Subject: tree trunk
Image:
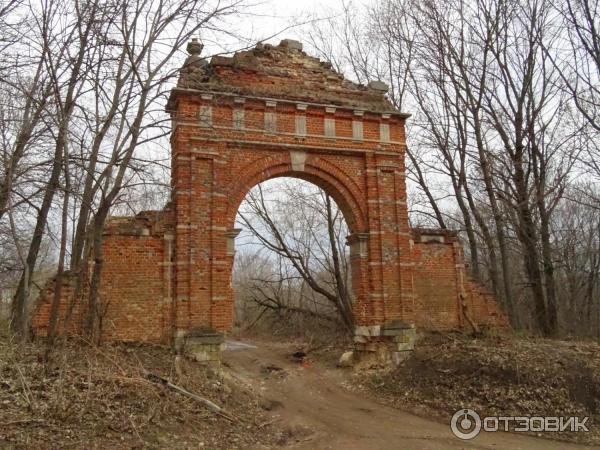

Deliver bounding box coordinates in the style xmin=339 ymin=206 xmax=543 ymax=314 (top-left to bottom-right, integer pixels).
xmin=11 ymin=122 xmax=67 ymax=340
xmin=47 ymin=154 xmax=70 ymax=346
xmin=326 ymin=194 xmax=353 ymax=331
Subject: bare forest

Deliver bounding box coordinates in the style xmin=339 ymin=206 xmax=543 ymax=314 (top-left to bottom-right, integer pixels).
xmin=0 ymin=0 xmax=249 ymax=342
xmin=1 ymin=0 xmax=599 ymax=342
xmin=239 ymin=0 xmax=600 ymax=339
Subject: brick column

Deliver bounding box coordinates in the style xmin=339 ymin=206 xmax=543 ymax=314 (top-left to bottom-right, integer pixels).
xmin=172 ymin=141 xmax=194 ymax=344
xmin=364 ymin=152 xmax=385 ymax=323
xmin=210 ymin=228 xmax=241 ymax=331
xmin=347 ymin=232 xmax=369 ymax=325
xmin=393 ymin=161 xmax=416 ymax=323
xmin=172 ymin=129 xmax=226 ymax=362
xmin=161 ymin=232 xmax=174 ymax=342
xmin=354 ymin=133 xmax=416 ymax=367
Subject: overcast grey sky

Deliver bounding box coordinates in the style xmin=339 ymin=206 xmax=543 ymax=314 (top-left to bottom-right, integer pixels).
xmin=199 ymin=0 xmax=372 ymax=57
xmin=234 ymin=0 xmax=341 ymax=43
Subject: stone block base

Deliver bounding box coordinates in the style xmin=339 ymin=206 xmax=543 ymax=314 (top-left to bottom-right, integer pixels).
xmin=175 ymin=328 xmax=225 ymax=365
xmin=352 ymin=321 xmax=417 ymax=369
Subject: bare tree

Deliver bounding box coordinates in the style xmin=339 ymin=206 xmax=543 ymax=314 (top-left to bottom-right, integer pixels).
xmin=306 ymin=0 xmax=592 ymax=336
xmin=552 ymin=184 xmax=600 ymax=336
xmin=236 ymin=179 xmax=353 ymax=332
xmin=1 ymin=0 xmax=249 ymax=342
xmin=10 ymin=0 xmax=97 ymax=340
xmin=81 ymin=0 xmax=247 ymax=342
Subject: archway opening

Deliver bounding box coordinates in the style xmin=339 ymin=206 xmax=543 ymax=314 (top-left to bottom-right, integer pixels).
xmin=231 ymin=177 xmax=357 ymax=346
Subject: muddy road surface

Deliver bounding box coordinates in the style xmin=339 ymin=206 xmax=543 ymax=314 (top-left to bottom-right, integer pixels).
xmin=222 ymin=339 xmax=598 ymax=450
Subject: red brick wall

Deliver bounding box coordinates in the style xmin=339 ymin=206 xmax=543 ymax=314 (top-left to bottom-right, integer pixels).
xmin=99 ymin=234 xmax=168 ymax=342
xmin=32 ymin=225 xmax=507 ymax=340
xmin=32 ymin=217 xmax=171 ymax=343
xmin=413 ymin=240 xmax=462 ymax=329
xmin=167 ymin=92 xmax=413 ymax=332
xmin=31 ymin=273 xmax=84 ymax=336
xmin=412 ymin=229 xmax=508 ymax=330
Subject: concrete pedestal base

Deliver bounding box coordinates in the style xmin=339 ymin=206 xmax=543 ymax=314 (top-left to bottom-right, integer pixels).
xmin=352 ymin=321 xmax=417 ymax=369
xmin=175 ymin=328 xmax=225 ymax=365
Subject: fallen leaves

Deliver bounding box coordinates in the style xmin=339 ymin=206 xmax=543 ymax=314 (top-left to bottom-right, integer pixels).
xmin=0 ymin=339 xmax=283 ymax=449
xmin=362 ymin=332 xmax=600 ymax=445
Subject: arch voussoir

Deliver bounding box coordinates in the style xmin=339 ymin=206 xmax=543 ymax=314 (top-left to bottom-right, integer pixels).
xmin=226 ymin=151 xmax=367 ymax=234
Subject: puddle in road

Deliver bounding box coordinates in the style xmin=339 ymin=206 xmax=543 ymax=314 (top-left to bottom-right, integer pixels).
xmin=225 ymin=340 xmax=258 ymax=351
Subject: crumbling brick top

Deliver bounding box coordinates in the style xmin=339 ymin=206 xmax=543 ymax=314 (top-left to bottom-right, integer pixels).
xmin=104 ymin=210 xmax=171 ymax=237
xmin=411 ymin=228 xmax=459 ymax=243
xmin=173 ymin=39 xmax=398 ymax=113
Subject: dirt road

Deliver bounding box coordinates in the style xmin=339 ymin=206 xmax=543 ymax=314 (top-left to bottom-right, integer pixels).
xmin=222 ymin=339 xmax=598 ymax=450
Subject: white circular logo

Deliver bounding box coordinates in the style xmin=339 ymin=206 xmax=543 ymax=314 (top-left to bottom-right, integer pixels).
xmin=451 ymin=409 xmax=482 ymax=440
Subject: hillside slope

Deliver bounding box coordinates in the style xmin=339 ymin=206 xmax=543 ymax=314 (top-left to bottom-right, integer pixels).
xmin=361 ymin=333 xmax=600 ymax=445
xmin=0 ymin=339 xmax=285 ymax=450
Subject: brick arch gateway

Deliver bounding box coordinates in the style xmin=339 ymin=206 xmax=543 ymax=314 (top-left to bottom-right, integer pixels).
xmin=33 ymin=39 xmax=506 ymax=365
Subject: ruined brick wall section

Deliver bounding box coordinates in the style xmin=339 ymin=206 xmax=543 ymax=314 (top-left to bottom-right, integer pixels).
xmin=31 ymin=213 xmax=173 ymax=343
xmin=461 ymin=277 xmax=508 ymax=328
xmin=412 ymin=239 xmax=461 ymax=329
xmin=177 ymin=40 xmax=396 ymax=113
xmin=98 ymin=234 xmax=168 ymax=342
xmin=30 ymin=272 xmax=84 ymax=336
xmin=411 ymin=229 xmax=508 ymax=330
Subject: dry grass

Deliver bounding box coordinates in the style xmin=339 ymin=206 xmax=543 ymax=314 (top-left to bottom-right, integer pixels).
xmin=234 ymin=309 xmax=351 ymax=352
xmin=0 ymin=337 xmax=284 ymax=449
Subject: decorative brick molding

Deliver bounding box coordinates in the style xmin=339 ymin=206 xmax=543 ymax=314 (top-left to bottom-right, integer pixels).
xmin=31 ymin=40 xmax=507 ymax=365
